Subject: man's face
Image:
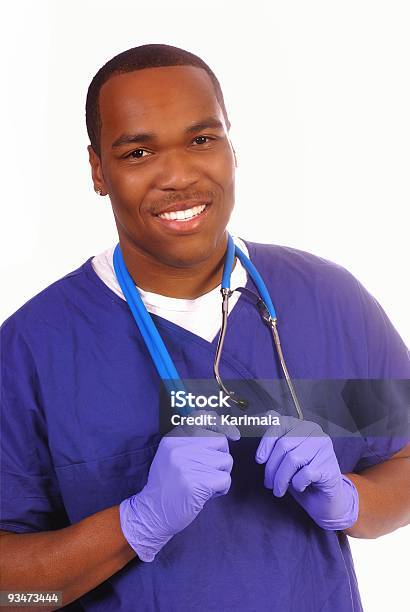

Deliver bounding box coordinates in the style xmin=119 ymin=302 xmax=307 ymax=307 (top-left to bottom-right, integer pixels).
xmin=89 ymin=65 xmax=236 ymax=268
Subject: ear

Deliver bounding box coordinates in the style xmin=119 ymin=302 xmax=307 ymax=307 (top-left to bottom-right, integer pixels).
xmin=229 ymin=140 xmax=238 ymax=168
xmin=88 ymin=145 xmax=108 ymax=195
xmin=232 ymin=145 xmax=238 ymax=168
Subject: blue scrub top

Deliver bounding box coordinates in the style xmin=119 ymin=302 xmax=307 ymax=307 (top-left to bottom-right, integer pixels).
xmin=1 ymin=240 xmax=409 ymax=612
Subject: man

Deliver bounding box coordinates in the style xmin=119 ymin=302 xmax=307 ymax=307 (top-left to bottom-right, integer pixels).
xmin=0 ymin=44 xmax=409 ymax=612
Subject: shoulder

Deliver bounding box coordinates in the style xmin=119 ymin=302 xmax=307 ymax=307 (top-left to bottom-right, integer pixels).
xmin=242 ymin=239 xmax=360 ymax=297
xmin=242 ymin=238 xmax=409 ymax=377
xmin=1 ymin=258 xmax=93 ymax=341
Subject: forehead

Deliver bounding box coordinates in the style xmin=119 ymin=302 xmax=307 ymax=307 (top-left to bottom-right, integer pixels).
xmin=98 ymin=65 xmax=224 ymax=146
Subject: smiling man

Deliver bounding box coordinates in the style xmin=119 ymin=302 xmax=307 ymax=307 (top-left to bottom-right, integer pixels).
xmin=89 ymin=59 xmax=236 ymax=300
xmin=0 ymin=44 xmax=409 ymax=612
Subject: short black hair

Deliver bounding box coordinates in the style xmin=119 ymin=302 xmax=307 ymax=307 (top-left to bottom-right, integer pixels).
xmin=85 ymin=43 xmax=230 ymax=156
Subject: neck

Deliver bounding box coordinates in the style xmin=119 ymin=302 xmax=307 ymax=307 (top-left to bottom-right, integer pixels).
xmin=118 ymin=236 xmax=236 ymax=299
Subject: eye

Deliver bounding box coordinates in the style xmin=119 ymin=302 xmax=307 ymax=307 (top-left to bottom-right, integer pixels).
xmin=192 ymin=136 xmax=214 ymax=146
xmin=126 ymin=149 xmax=150 ymax=159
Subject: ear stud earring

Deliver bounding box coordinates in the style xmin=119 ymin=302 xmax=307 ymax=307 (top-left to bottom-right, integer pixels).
xmin=94 ymin=187 xmax=102 ymax=195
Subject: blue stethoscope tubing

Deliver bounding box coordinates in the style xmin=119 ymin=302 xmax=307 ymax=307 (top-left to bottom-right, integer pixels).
xmin=113 ymin=233 xmax=304 ymax=420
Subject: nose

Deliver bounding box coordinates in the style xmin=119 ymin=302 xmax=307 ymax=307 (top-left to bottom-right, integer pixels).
xmin=154 ymin=149 xmax=200 ymax=191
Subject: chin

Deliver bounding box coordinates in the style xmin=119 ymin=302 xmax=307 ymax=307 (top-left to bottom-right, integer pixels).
xmin=162 ymin=234 xmax=222 ymax=268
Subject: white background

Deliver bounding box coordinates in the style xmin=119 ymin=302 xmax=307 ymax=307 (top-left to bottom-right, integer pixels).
xmin=1 ymin=1 xmax=409 ymax=610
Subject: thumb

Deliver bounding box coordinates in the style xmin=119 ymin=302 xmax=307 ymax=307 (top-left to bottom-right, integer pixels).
xmin=194 ymin=410 xmax=241 ymax=441
xmin=213 ymin=411 xmax=241 ymax=441
xmin=255 ymin=410 xmax=284 ymax=463
xmin=255 ymin=433 xmax=274 ymax=464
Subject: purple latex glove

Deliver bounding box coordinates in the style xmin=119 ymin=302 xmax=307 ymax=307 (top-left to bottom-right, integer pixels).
xmin=120 ymin=411 xmax=240 ymax=562
xmin=255 ymin=411 xmax=359 ymax=531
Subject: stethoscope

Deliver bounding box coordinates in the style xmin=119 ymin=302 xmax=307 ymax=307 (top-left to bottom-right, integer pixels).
xmin=113 ymin=233 xmax=304 ymax=420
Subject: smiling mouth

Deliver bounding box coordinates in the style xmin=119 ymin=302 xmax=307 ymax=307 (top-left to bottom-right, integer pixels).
xmin=156 ymin=203 xmax=207 ymax=222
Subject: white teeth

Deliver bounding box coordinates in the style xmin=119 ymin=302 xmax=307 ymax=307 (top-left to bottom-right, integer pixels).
xmin=158 ymin=204 xmax=206 ymax=221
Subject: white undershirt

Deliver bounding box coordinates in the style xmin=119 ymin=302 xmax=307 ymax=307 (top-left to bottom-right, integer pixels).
xmin=91 ymin=236 xmax=249 ymax=342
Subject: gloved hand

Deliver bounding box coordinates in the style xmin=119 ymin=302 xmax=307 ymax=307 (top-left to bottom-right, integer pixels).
xmin=255 ymin=411 xmax=359 ymax=531
xmin=120 ymin=411 xmax=240 ymax=562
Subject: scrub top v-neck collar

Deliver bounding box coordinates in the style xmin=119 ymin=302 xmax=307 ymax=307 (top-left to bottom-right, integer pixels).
xmin=84 ymin=239 xmax=258 ymax=351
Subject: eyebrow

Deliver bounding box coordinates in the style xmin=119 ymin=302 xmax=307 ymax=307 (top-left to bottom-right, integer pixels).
xmin=111 ymin=116 xmax=224 ymax=148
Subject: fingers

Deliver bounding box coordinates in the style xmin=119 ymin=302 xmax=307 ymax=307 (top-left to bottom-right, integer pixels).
xmin=264 ymin=436 xmax=308 ymax=491
xmin=186 ymin=446 xmax=233 ymax=499
xmin=270 ymin=437 xmax=323 ymax=496
xmin=207 ymin=471 xmax=232 ymax=497
xmin=291 ymin=464 xmax=322 ymax=493
xmin=196 ymin=409 xmax=241 ymax=441
xmin=167 ymin=410 xmax=241 ymax=442
xmin=255 ymin=415 xmax=321 ymax=464
xmin=201 ymin=448 xmax=234 ymax=473
xmin=165 ymin=429 xmax=230 ymax=454
xmin=255 ymin=417 xmax=329 ymax=496
xmin=255 ymin=413 xmax=300 ymax=463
